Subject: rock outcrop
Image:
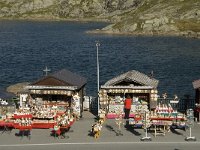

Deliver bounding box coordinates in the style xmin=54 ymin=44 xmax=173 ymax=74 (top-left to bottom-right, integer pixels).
xmin=6 ymin=82 xmax=30 ymax=95
xmin=0 ymin=0 xmax=199 ymax=38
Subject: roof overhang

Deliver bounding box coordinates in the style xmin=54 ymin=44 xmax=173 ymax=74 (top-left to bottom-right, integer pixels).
xmin=101 ymin=85 xmax=155 ymax=90
xmin=26 ymin=85 xmax=78 ymax=91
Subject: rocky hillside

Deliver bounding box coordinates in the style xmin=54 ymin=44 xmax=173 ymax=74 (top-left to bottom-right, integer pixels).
xmin=0 ymin=0 xmax=199 ymax=38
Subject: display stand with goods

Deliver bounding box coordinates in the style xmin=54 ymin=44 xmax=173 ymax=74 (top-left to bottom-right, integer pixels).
xmin=151 ymin=94 xmax=186 ymax=133
xmin=90 ymin=109 xmax=105 ymax=139
xmin=91 ymin=120 xmax=103 ymax=139
xmin=141 ymin=110 xmax=151 ymax=141
xmin=72 ymin=94 xmax=81 ymax=120
xmin=185 ymin=109 xmax=196 ymax=141
xmin=99 ymin=109 xmax=106 ymax=122
xmin=13 ymin=114 xmax=33 ymax=140
xmin=115 ymin=107 xmax=124 ymax=136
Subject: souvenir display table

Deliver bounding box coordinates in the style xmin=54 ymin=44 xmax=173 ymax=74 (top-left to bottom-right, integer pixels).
xmin=13 ymin=114 xmax=33 ymax=131
xmin=0 ymin=103 xmax=76 ymax=134
xmin=106 ymin=96 xmax=149 ymax=119
xmin=127 ymin=101 xmax=187 ymax=137
xmin=12 ymin=114 xmax=33 ymax=139
xmin=150 ymin=119 xmax=172 ymax=137
xmin=32 ymin=121 xmax=55 ymax=129
xmin=51 ymin=119 xmax=75 ymax=138
xmin=149 ymin=110 xmax=186 ymax=137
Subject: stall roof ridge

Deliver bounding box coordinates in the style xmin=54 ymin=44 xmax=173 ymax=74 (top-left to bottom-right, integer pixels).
xmin=192 ymin=79 xmax=200 ymax=89
xmin=31 ymin=69 xmax=87 ymax=89
xmin=104 ymin=70 xmax=159 ymax=88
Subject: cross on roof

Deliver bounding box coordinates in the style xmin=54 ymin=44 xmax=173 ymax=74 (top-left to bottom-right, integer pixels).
xmin=43 ymin=66 xmax=51 ymax=76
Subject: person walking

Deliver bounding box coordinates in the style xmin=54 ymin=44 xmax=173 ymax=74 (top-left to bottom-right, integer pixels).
xmin=124 ymin=95 xmax=132 ymax=119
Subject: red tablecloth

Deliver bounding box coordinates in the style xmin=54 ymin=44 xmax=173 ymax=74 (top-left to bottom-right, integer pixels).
xmin=0 ymin=118 xmax=75 ymax=129
xmin=13 ymin=124 xmax=32 ymax=130
xmin=14 ymin=114 xmax=33 ymax=119
xmin=0 ymin=121 xmax=14 ymax=127
xmin=150 ymin=117 xmax=185 ymax=121
xmin=106 ymin=113 xmax=135 ymax=119
xmin=32 ymin=122 xmax=55 ymax=129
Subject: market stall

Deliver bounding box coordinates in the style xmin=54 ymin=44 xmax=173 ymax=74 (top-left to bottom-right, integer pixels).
xmin=17 ymin=69 xmax=86 ymax=126
xmin=99 ymin=70 xmax=159 ymax=119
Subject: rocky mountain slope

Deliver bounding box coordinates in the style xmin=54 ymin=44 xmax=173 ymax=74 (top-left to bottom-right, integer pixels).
xmin=0 ymin=0 xmax=199 ymax=37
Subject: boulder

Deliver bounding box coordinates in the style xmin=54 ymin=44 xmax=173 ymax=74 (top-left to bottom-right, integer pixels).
xmin=6 ymin=82 xmax=30 ymax=95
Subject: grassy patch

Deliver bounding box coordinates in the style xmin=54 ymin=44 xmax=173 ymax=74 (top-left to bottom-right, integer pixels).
xmin=177 ymin=0 xmax=199 ymax=14
xmin=135 ymin=0 xmax=160 ymax=14
xmin=112 ymin=22 xmax=124 ymax=30
xmin=0 ymin=2 xmax=12 ymax=8
xmin=176 ymin=20 xmax=200 ymax=32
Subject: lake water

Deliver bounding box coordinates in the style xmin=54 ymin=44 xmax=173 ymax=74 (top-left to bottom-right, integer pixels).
xmin=0 ymin=20 xmax=200 ymax=99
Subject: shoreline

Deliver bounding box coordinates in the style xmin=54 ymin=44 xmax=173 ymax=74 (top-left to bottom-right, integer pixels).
xmin=1 ymin=17 xmax=199 ymax=39
xmin=86 ymin=29 xmax=200 ymax=39
xmin=0 ymin=17 xmax=110 ymax=23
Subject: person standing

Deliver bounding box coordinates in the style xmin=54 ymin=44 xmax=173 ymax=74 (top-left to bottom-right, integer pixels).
xmin=124 ymin=95 xmax=132 ymax=119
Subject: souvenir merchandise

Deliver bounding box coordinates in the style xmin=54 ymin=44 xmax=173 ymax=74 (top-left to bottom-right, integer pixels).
xmin=115 ymin=107 xmax=124 ymax=136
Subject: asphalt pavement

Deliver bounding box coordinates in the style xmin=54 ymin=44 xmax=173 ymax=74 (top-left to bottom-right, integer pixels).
xmin=0 ymin=111 xmax=200 ymax=150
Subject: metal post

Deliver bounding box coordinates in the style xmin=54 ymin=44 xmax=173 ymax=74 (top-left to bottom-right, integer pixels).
xmin=185 ymin=109 xmax=196 ymax=141
xmin=96 ymin=41 xmax=100 ymax=116
xmin=141 ymin=110 xmax=151 ymax=141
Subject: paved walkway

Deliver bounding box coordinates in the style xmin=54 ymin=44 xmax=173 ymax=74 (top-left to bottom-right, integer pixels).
xmin=0 ymin=111 xmax=200 ymax=145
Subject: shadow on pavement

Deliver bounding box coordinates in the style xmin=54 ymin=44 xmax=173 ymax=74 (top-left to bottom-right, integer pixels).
xmin=124 ymin=125 xmax=142 ymax=136
xmin=15 ymin=130 xmax=31 ymax=137
xmin=105 ymin=124 xmax=123 ymax=136
xmin=0 ymin=127 xmax=13 ymax=134
xmin=170 ymin=127 xmax=184 ymax=136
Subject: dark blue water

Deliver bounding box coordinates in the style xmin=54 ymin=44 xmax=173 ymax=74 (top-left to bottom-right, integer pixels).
xmin=0 ymin=20 xmax=200 ymax=98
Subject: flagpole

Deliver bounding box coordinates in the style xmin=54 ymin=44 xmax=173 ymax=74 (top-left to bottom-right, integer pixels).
xmin=96 ymin=41 xmax=100 ymax=116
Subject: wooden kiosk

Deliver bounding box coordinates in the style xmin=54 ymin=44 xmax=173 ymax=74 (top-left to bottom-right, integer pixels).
xmin=18 ymin=69 xmax=87 ymax=129
xmin=99 ymin=70 xmax=159 ymax=119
